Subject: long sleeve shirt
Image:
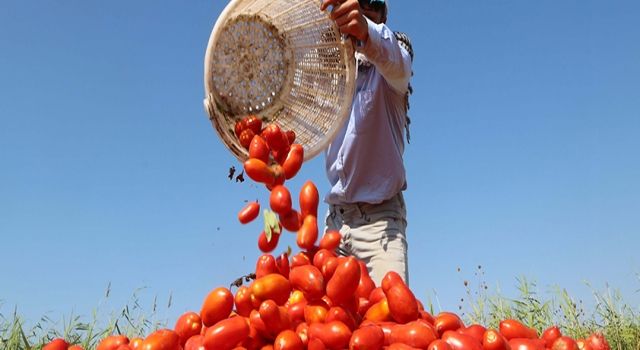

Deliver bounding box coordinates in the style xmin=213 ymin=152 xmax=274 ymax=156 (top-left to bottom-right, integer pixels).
xmin=325 ymin=18 xmax=413 ymax=205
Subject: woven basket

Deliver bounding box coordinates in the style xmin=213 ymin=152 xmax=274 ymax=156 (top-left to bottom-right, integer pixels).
xmin=204 ymin=0 xmax=356 ymax=162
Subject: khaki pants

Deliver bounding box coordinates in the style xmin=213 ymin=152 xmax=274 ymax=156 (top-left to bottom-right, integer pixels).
xmin=325 ymin=193 xmax=409 ymax=286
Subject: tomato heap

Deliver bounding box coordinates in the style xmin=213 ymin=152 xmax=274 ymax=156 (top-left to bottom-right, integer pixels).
xmin=43 ymin=119 xmax=612 ymax=350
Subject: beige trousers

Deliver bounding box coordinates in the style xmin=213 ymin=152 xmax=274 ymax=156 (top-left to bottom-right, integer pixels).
xmin=325 ymin=193 xmax=409 ymax=286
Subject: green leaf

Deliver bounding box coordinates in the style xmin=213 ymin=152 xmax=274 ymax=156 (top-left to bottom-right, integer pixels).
xmin=263 ymin=210 xmax=280 ymax=242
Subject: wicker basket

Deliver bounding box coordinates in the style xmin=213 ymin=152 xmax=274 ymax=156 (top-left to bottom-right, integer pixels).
xmin=204 ymin=0 xmax=356 ymax=162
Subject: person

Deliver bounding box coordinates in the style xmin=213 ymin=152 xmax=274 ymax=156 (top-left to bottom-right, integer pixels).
xmin=320 ymin=0 xmax=414 ymax=285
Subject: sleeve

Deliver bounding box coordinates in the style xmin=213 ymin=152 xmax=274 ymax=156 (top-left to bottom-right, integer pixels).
xmin=357 ymin=18 xmax=412 ymax=94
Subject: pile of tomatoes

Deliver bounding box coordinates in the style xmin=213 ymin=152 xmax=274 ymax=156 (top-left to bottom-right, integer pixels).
xmin=43 ymin=120 xmax=611 ymax=350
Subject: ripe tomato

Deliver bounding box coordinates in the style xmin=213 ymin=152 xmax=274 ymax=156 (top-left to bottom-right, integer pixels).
xmin=499 ymin=319 xmax=537 ymax=340
xmin=318 ymin=231 xmax=342 ymax=251
xmin=279 ymin=209 xmax=302 ymax=232
xmin=291 ymin=251 xmax=312 ymax=267
xmin=43 ymin=338 xmax=70 ymax=350
xmin=184 ymin=335 xmax=205 ymax=350
xmin=244 ymin=115 xmax=262 ymax=135
xmin=304 ymin=302 xmax=329 ymax=325
xmin=312 ymin=249 xmax=336 ymax=271
xmin=244 ymin=159 xmax=275 ymax=185
xmin=387 ymin=344 xmax=421 ymax=350
xmin=238 ymin=201 xmax=260 ymax=224
xmin=259 ymin=300 xmax=291 ymax=336
xmin=282 ymin=144 xmax=304 ymax=179
xmin=368 ymin=288 xmax=386 ymax=304
xmin=299 ymin=181 xmax=319 ymax=218
xmin=270 ymin=185 xmax=293 ymax=215
xmin=385 ymin=283 xmax=419 ymax=324
xmin=274 ymin=330 xmax=304 ymax=350
xmin=287 ymin=301 xmax=308 ymax=328
xmin=203 ymin=316 xmax=250 ymax=350
xmin=174 ymin=312 xmax=202 ymax=347
xmin=325 ymin=307 xmax=357 ymax=331
xmin=68 ymin=346 xmax=84 ymax=350
xmin=249 ymin=135 xmax=270 ymax=164
xmin=586 ymin=333 xmax=610 ymax=350
xmin=263 ymin=124 xmax=289 ymax=154
xmin=363 ymin=298 xmax=392 ymax=323
xmin=276 ymin=252 xmax=290 ymax=279
xmin=434 ymin=312 xmax=464 ymax=337
xmin=355 ymin=261 xmax=375 ymax=300
xmin=576 ymin=339 xmax=595 ymax=350
xmin=234 ymin=286 xmax=254 ymax=317
xmin=289 ymin=265 xmax=325 ymax=301
xmin=235 ymin=119 xmax=247 ymax=138
xmin=442 ymin=331 xmax=482 ymax=350
xmin=251 ymin=273 xmax=291 ymax=306
xmin=115 ymin=345 xmax=132 ymax=350
xmin=239 ymin=129 xmax=256 ymax=150
xmin=308 ymin=338 xmax=326 ymax=350
xmin=381 ymin=271 xmax=404 ymax=293
xmin=140 ymin=329 xmax=180 ymax=350
xmin=349 ymin=325 xmax=384 ymax=350
xmin=482 ymin=329 xmax=510 ymax=350
xmin=508 ymin=338 xmax=545 ymax=350
xmin=321 ymin=256 xmax=339 ymax=280
xmin=552 ymin=337 xmax=579 ymax=350
xmin=388 ymin=321 xmax=438 ymax=349
xmin=255 ymin=254 xmax=278 ymax=278
xmin=297 ymin=215 xmax=318 ymax=250
xmin=427 ymin=340 xmax=453 ymax=350
xmin=200 ymin=287 xmax=234 ymax=327
xmin=309 ymin=321 xmax=352 ymax=350
xmin=542 ymin=326 xmax=562 ymax=348
xmin=129 ymin=338 xmax=143 ymax=350
xmin=457 ymin=324 xmax=486 ymax=343
xmin=258 ymin=230 xmax=281 ymax=253
xmin=326 ymin=256 xmax=361 ymax=306
xmin=97 ymin=335 xmax=129 ymax=350
xmin=285 ymin=130 xmax=296 ymax=145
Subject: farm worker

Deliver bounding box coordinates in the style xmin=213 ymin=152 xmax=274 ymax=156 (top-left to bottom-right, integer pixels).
xmin=320 ymin=0 xmax=414 ymax=285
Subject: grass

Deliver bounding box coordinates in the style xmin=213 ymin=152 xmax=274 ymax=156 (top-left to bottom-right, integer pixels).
xmin=2 ymin=275 xmax=639 ymax=350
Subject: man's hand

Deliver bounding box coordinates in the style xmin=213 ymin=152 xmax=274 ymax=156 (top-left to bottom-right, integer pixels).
xmin=320 ymin=0 xmax=369 ymax=43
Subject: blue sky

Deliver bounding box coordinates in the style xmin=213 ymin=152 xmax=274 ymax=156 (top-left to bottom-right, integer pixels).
xmin=1 ymin=1 xmax=639 ymax=327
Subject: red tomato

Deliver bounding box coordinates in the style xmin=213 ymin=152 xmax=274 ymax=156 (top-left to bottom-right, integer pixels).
xmin=235 ymin=286 xmax=254 ymax=317
xmin=282 ymin=144 xmax=304 ymax=179
xmin=184 ymin=335 xmax=205 ymax=350
xmin=270 ymin=185 xmax=292 ymax=215
xmin=174 ymin=312 xmax=203 ymax=347
xmin=419 ymin=311 xmax=435 ymax=325
xmin=251 ymin=273 xmax=291 ymax=306
xmin=299 ymin=181 xmax=319 ymax=218
xmin=238 ymin=201 xmax=260 ymax=224
xmin=457 ymin=324 xmax=486 ymax=343
xmin=263 ymin=124 xmax=289 ymax=154
xmin=499 ymin=319 xmax=537 ymax=340
xmin=239 ymin=129 xmax=256 ymax=150
xmin=244 ymin=159 xmax=275 ymax=185
xmin=368 ymin=288 xmax=386 ymax=304
xmin=586 ymin=333 xmax=610 ymax=350
xmin=279 ymin=209 xmax=302 ymax=232
xmin=308 ymin=338 xmax=326 ymax=350
xmin=385 ymin=283 xmax=419 ymax=324
xmin=200 ymin=287 xmax=234 ymax=327
xmin=388 ymin=321 xmax=438 ymax=349
xmin=274 ymin=330 xmax=304 ymax=350
xmin=434 ymin=312 xmax=464 ymax=337
xmin=297 ymin=215 xmax=318 ymax=250
xmin=321 ymin=256 xmax=339 ymax=280
xmin=387 ymin=344 xmax=422 ymax=350
xmin=326 ymin=256 xmax=361 ymax=305
xmin=255 ymin=254 xmax=278 ymax=278
xmin=576 ymin=339 xmax=595 ymax=350
xmin=304 ymin=302 xmax=329 ymax=325
xmin=482 ymin=329 xmax=510 ymax=350
xmin=269 ymin=164 xmax=286 ymax=188
xmin=287 ymin=301 xmax=308 ymax=328
xmin=355 ymin=261 xmax=375 ymax=300
xmin=312 ymin=249 xmax=336 ymax=271
xmin=235 ymin=119 xmax=247 ymax=138
xmin=68 ymin=346 xmax=84 ymax=350
xmin=349 ymin=325 xmax=385 ymax=350
xmin=364 ymin=298 xmax=391 ymax=323
xmin=259 ymin=300 xmax=291 ymax=336
xmin=258 ymin=230 xmax=281 ymax=253
xmin=381 ymin=271 xmax=404 ymax=293
xmin=552 ymin=337 xmax=579 ymax=350
xmin=115 ymin=345 xmax=132 ymax=350
xmin=442 ymin=331 xmax=483 ymax=350
xmin=285 ymin=130 xmax=296 ymax=145
xmin=309 ymin=321 xmax=352 ymax=350
xmin=318 ymin=231 xmax=342 ymax=251
xmin=43 ymin=338 xmax=69 ymax=350
xmin=244 ymin=115 xmax=262 ymax=135
xmin=97 ymin=335 xmax=129 ymax=350
xmin=508 ymin=338 xmax=545 ymax=350
xmin=203 ymin=316 xmax=250 ymax=350
xmin=291 ymin=251 xmax=312 ymax=267
xmin=542 ymin=326 xmax=562 ymax=348
xmin=129 ymin=338 xmax=143 ymax=350
xmin=140 ymin=329 xmax=180 ymax=350
xmin=289 ymin=265 xmax=325 ymax=301
xmin=325 ymin=307 xmax=357 ymax=331
xmin=427 ymin=340 xmax=453 ymax=350
xmin=249 ymin=135 xmax=270 ymax=164
xmin=276 ymin=252 xmax=290 ymax=279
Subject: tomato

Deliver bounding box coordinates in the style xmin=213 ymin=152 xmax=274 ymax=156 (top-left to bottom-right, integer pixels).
xmin=276 ymin=252 xmax=290 ymax=279
xmin=297 ymin=215 xmax=318 ymax=250
xmin=304 ymin=302 xmax=329 ymax=325
xmin=419 ymin=311 xmax=435 ymax=325
xmin=263 ymin=124 xmax=289 ymax=154
xmin=43 ymin=338 xmax=70 ymax=350
xmin=434 ymin=312 xmax=464 ymax=337
xmin=576 ymin=339 xmax=594 ymax=350
xmin=285 ymin=130 xmax=296 ymax=145
xmin=129 ymin=338 xmax=143 ymax=350
xmin=259 ymin=300 xmax=291 ymax=336
xmin=321 ymin=256 xmax=339 ymax=280
xmin=203 ymin=316 xmax=250 ymax=350
xmin=248 ymin=135 xmax=270 ymax=165
xmin=309 ymin=321 xmax=352 ymax=350
xmin=258 ymin=230 xmax=281 ymax=253
xmin=385 ymin=283 xmax=419 ymax=324
xmin=291 ymin=251 xmax=312 ymax=267
xmin=287 ymin=301 xmax=307 ymax=328
xmin=364 ymin=298 xmax=391 ymax=322
xmin=244 ymin=115 xmax=262 ymax=135
xmin=140 ymin=329 xmax=180 ymax=350
xmin=387 ymin=344 xmax=422 ymax=350
xmin=235 ymin=119 xmax=248 ymax=138
xmin=255 ymin=254 xmax=279 ymax=278
xmin=184 ymin=335 xmax=205 ymax=350
xmin=115 ymin=345 xmax=132 ymax=350
xmin=318 ymin=231 xmax=341 ymax=251
xmin=457 ymin=324 xmax=486 ymax=343
xmin=381 ymin=271 xmax=404 ymax=293
xmin=427 ymin=340 xmax=453 ymax=350
xmin=200 ymin=287 xmax=234 ymax=327
xmin=389 ymin=321 xmax=438 ymax=349
xmin=325 ymin=307 xmax=357 ymax=331
xmin=482 ymin=329 xmax=510 ymax=350
xmin=442 ymin=331 xmax=483 ymax=350
xmin=542 ymin=326 xmax=562 ymax=348
xmin=97 ymin=335 xmax=129 ymax=350
xmin=240 ymin=129 xmax=256 ymax=150
xmin=244 ymin=159 xmax=275 ymax=185
xmin=499 ymin=319 xmax=537 ymax=340
xmin=299 ymin=181 xmax=319 ymax=218
xmin=238 ymin=201 xmax=260 ymax=225
xmin=251 ymin=273 xmax=291 ymax=306
xmin=552 ymin=337 xmax=579 ymax=350
xmin=326 ymin=256 xmax=361 ymax=305
xmin=274 ymin=330 xmax=304 ymax=350
xmin=312 ymin=249 xmax=336 ymax=271
xmin=282 ymin=144 xmax=304 ymax=179
xmin=289 ymin=265 xmax=325 ymax=301
xmin=508 ymin=338 xmax=545 ymax=350
xmin=355 ymin=261 xmax=375 ymax=300
xmin=368 ymin=288 xmax=386 ymax=304
xmin=280 ymin=209 xmax=302 ymax=232
xmin=174 ymin=312 xmax=203 ymax=347
xmin=308 ymin=338 xmax=326 ymax=350
xmin=68 ymin=346 xmax=84 ymax=350
xmin=586 ymin=333 xmax=610 ymax=350
xmin=270 ymin=185 xmax=292 ymax=215
xmin=235 ymin=286 xmax=254 ymax=317
xmin=349 ymin=325 xmax=384 ymax=350
xmin=270 ymin=164 xmax=286 ymax=188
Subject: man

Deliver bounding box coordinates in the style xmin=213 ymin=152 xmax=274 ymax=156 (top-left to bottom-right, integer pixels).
xmin=320 ymin=0 xmax=414 ymax=285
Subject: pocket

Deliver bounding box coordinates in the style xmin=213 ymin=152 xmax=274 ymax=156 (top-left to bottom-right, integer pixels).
xmin=354 ymin=89 xmax=374 ymax=134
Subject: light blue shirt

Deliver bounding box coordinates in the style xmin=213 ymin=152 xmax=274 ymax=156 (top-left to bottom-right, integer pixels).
xmin=325 ymin=19 xmax=413 ymax=205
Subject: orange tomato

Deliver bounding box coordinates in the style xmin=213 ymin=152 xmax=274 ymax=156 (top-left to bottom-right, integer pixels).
xmin=129 ymin=338 xmax=143 ymax=350
xmin=296 ymin=215 xmax=318 ymax=250
xmin=259 ymin=300 xmax=291 ymax=337
xmin=363 ymin=298 xmax=392 ymax=323
xmin=43 ymin=338 xmax=69 ymax=350
xmin=244 ymin=159 xmax=275 ymax=185
xmin=251 ymin=273 xmax=291 ymax=306
xmin=270 ymin=185 xmax=292 ymax=215
xmin=203 ymin=316 xmax=250 ymax=350
xmin=304 ymin=302 xmax=329 ymax=325
xmin=387 ymin=344 xmax=422 ymax=350
xmin=282 ymin=144 xmax=304 ymax=179
xmin=349 ymin=325 xmax=385 ymax=350
xmin=238 ymin=202 xmax=260 ymax=224
xmin=274 ymin=330 xmax=304 ymax=350
xmin=174 ymin=312 xmax=203 ymax=347
xmin=97 ymin=335 xmax=129 ymax=350
xmin=299 ymin=181 xmax=319 ymax=218
xmin=235 ymin=286 xmax=254 ymax=317
xmin=326 ymin=256 xmax=360 ymax=305
xmin=140 ymin=329 xmax=180 ymax=350
xmin=200 ymin=287 xmax=234 ymax=327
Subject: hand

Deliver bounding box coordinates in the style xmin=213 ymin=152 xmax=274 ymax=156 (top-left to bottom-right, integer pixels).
xmin=320 ymin=0 xmax=369 ymax=42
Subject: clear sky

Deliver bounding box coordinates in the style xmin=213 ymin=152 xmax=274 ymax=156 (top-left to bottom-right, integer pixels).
xmin=1 ymin=1 xmax=639 ymax=328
